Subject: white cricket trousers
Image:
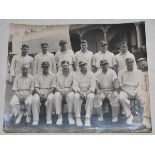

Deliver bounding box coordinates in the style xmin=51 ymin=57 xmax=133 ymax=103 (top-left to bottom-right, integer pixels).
xmin=73 ymin=93 xmax=94 ymax=118
xmin=94 ymin=91 xmax=119 ymax=118
xmin=32 ymin=93 xmax=54 ymax=122
xmin=54 ymin=91 xmax=74 ymax=114
xmin=10 ymin=95 xmax=32 ymax=116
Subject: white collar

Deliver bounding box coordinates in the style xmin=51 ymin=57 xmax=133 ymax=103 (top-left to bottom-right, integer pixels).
xmin=120 ymin=51 xmax=130 ymax=55
xmin=20 ymin=54 xmax=28 ymax=57
xmin=21 ymin=74 xmax=30 ymax=78
xmin=60 ymin=49 xmax=69 ymax=53
xmin=80 ymin=50 xmax=88 ymax=53
xmin=99 ymin=50 xmax=109 ymax=54
xmin=41 ymin=51 xmax=49 ymax=56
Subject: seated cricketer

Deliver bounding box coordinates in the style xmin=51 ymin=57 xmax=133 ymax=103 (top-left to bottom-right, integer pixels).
xmin=10 ymin=64 xmax=34 ymax=124
xmin=32 ymin=62 xmax=56 ymax=125
xmin=54 ymin=60 xmax=75 ymax=125
xmin=73 ymin=61 xmax=96 ymax=127
xmin=118 ymin=57 xmax=144 ymax=125
xmin=94 ymin=59 xmax=120 ymax=122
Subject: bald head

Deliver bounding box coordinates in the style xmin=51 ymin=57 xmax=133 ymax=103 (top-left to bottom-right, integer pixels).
xmin=22 ymin=64 xmax=29 ymax=69
xmin=21 ymin=64 xmax=29 ymax=76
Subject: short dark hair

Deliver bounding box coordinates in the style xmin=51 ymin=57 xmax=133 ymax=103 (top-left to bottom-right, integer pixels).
xmin=81 ymin=40 xmax=87 ymax=44
xmin=41 ymin=43 xmax=48 ymax=47
xmin=61 ymin=60 xmax=69 ymax=66
xmin=100 ymin=40 xmax=108 ymax=46
xmin=21 ymin=44 xmax=29 ymax=49
xmin=41 ymin=61 xmax=50 ymax=68
xmin=59 ymin=40 xmax=67 ymax=46
xmin=121 ymin=42 xmax=128 ymax=46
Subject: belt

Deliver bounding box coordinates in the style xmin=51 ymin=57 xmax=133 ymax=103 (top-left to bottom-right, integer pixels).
xmin=17 ymin=89 xmax=31 ymax=91
xmin=100 ymin=88 xmax=113 ymax=91
xmin=123 ymin=85 xmax=137 ymax=88
xmin=38 ymin=88 xmax=50 ymax=89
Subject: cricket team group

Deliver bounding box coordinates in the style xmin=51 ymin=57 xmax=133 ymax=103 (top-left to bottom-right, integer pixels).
xmin=9 ymin=39 xmax=151 ymax=129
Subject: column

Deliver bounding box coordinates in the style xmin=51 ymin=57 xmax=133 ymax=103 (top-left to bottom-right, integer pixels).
xmin=77 ymin=30 xmax=86 ymax=41
xmin=99 ymin=25 xmax=111 ymax=41
xmin=135 ymin=23 xmax=143 ymax=49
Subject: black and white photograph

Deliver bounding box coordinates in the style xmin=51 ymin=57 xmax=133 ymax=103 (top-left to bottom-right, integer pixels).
xmin=3 ymin=22 xmax=152 ymax=133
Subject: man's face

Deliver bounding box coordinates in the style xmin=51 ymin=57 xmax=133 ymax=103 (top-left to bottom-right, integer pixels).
xmin=138 ymin=60 xmax=146 ymax=70
xmin=121 ymin=44 xmax=128 ymax=53
xmin=21 ymin=47 xmax=29 ymax=56
xmin=80 ymin=64 xmax=87 ymax=73
xmin=126 ymin=61 xmax=134 ymax=71
xmin=22 ymin=66 xmax=29 ymax=76
xmin=100 ymin=63 xmax=108 ymax=72
xmin=139 ymin=61 xmax=146 ymax=67
xmin=62 ymin=62 xmax=69 ymax=72
xmin=81 ymin=43 xmax=87 ymax=51
xmin=42 ymin=66 xmax=49 ymax=75
xmin=100 ymin=44 xmax=107 ymax=52
xmin=41 ymin=44 xmax=48 ymax=54
xmin=60 ymin=43 xmax=67 ymax=51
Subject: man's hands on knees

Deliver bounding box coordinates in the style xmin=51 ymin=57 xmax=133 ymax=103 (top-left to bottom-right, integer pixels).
xmin=113 ymin=88 xmax=120 ymax=94
xmin=76 ymin=89 xmax=94 ymax=99
xmin=60 ymin=88 xmax=73 ymax=96
xmin=85 ymin=89 xmax=93 ymax=96
xmin=95 ymin=89 xmax=101 ymax=95
xmin=76 ymin=90 xmax=85 ymax=98
xmin=15 ymin=91 xmax=25 ymax=103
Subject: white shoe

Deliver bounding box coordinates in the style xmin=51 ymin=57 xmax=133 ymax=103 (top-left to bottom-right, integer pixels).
xmin=26 ymin=115 xmax=31 ymax=123
xmin=112 ymin=117 xmax=118 ymax=123
xmin=76 ymin=118 xmax=83 ymax=126
xmin=32 ymin=121 xmax=38 ymax=126
xmin=85 ymin=118 xmax=91 ymax=127
xmin=69 ymin=117 xmax=75 ymax=125
xmin=126 ymin=115 xmax=133 ymax=125
xmin=98 ymin=115 xmax=103 ymax=121
xmin=46 ymin=120 xmax=52 ymax=125
xmin=56 ymin=118 xmax=62 ymax=125
xmin=143 ymin=117 xmax=152 ymax=129
xmin=15 ymin=112 xmax=23 ymax=124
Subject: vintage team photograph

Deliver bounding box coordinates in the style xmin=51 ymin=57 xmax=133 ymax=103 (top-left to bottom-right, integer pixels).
xmin=3 ymin=22 xmax=152 ymax=133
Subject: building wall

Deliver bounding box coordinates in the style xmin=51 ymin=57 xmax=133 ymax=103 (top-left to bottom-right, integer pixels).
xmin=71 ymin=25 xmax=138 ymax=54
xmin=9 ymin=24 xmax=72 ymax=55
